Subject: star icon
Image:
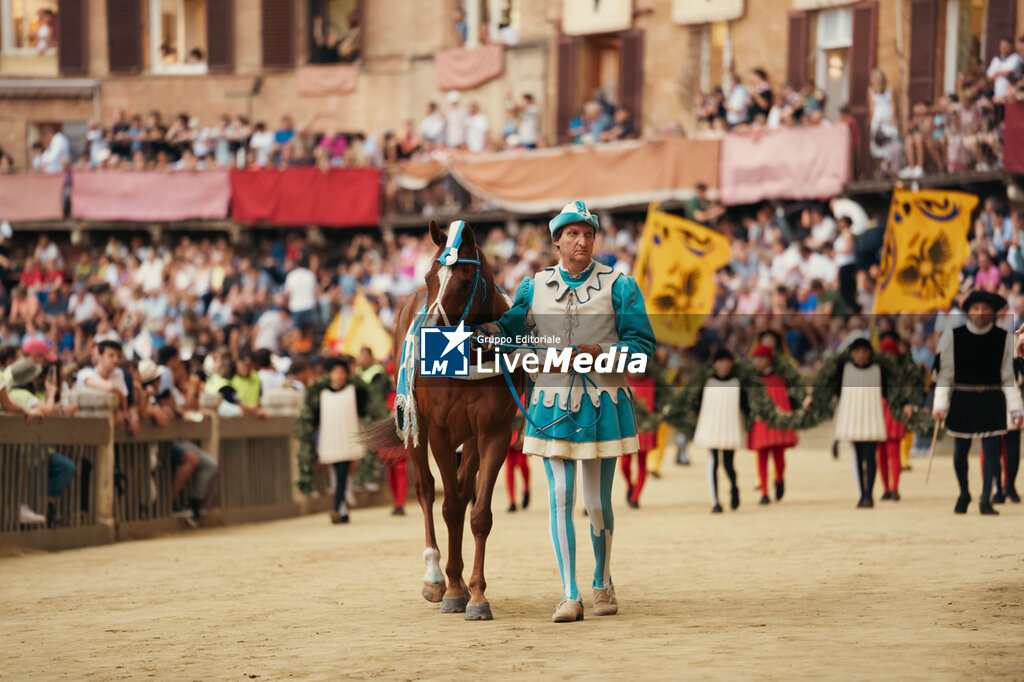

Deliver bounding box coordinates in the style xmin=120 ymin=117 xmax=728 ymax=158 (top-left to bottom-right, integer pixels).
xmin=440 ymin=320 xmax=472 ymax=358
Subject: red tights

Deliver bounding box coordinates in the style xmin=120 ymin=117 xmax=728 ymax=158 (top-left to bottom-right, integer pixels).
xmin=620 ymin=452 xmax=648 ymax=504
xmin=877 ymin=439 xmax=901 ymax=493
xmin=388 ymin=459 xmax=408 ymax=508
xmin=756 ymin=447 xmax=786 ymax=497
xmin=506 ymin=449 xmax=530 ymax=502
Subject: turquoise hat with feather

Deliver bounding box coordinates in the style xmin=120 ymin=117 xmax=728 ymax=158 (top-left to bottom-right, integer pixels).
xmin=548 ymin=200 xmax=599 ymax=238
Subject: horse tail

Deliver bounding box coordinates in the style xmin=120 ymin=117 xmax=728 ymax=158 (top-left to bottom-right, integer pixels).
xmin=361 ymin=417 xmax=408 ymax=464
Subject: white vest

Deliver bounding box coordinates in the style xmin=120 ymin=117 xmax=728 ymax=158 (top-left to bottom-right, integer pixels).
xmin=693 ymin=377 xmax=744 ymax=449
xmin=318 ymin=385 xmax=365 ymax=463
xmin=833 ymin=363 xmax=887 ymax=442
xmin=527 ymin=262 xmax=630 ymax=412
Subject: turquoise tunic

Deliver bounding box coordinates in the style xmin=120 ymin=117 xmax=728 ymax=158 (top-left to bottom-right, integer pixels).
xmin=496 ymin=262 xmax=656 ymax=458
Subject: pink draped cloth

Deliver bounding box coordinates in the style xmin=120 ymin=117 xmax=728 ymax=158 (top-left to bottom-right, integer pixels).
xmin=71 ymin=170 xmax=231 ymax=221
xmin=719 ymin=126 xmax=851 ymax=205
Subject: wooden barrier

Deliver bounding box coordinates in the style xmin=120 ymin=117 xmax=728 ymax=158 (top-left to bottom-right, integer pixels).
xmin=0 ymin=408 xmax=399 ymax=552
xmin=0 ymin=415 xmax=114 ymax=550
xmin=113 ymin=420 xmax=214 ymax=540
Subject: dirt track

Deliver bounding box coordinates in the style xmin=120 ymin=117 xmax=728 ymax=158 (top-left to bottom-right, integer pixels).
xmin=4 ymin=428 xmax=1024 ymax=680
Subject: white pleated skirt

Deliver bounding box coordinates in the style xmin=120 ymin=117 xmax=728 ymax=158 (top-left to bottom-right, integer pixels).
xmin=693 ymin=377 xmax=745 ymax=450
xmin=833 ymin=363 xmax=886 ymax=442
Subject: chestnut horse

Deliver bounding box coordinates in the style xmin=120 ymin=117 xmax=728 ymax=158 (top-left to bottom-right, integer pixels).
xmin=368 ymin=219 xmax=520 ymax=620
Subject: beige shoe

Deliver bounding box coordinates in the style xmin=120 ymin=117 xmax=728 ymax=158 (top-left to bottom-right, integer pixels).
xmin=593 ymin=585 xmax=618 ymax=616
xmin=551 ymin=598 xmax=584 ymax=622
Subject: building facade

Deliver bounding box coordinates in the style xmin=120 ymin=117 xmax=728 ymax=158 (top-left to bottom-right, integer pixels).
xmin=0 ymin=0 xmax=1020 ymax=171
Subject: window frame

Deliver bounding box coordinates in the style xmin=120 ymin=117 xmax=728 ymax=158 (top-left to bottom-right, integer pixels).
xmin=814 ymin=7 xmax=852 ymax=93
xmin=148 ymin=0 xmax=209 ymax=75
xmin=1 ymin=0 xmax=58 ymax=56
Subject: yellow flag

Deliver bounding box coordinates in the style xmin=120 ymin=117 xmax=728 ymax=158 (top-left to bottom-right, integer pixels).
xmin=875 ymin=189 xmax=978 ymax=314
xmin=323 ymin=291 xmax=393 ymax=359
xmin=634 ymin=204 xmax=732 ymax=347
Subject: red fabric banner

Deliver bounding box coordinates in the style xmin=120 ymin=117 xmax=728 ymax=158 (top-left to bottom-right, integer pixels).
xmin=1005 ymin=101 xmax=1024 ymax=175
xmin=71 ymin=170 xmax=231 ymax=221
xmin=718 ymin=125 xmax=851 ymax=205
xmin=229 ymin=167 xmax=381 ymax=227
xmin=0 ymin=173 xmax=65 ymax=222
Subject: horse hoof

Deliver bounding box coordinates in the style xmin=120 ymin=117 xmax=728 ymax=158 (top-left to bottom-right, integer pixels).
xmin=465 ymin=602 xmax=493 ymax=621
xmin=422 ymin=582 xmax=446 ymax=603
xmin=441 ymin=595 xmax=468 ymax=613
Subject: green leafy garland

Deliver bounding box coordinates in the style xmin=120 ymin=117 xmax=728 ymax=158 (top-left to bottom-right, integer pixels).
xmin=802 ymin=349 xmax=932 ymax=435
xmin=294 ymin=373 xmax=386 ymax=494
xmin=661 ymin=360 xmax=799 ymax=439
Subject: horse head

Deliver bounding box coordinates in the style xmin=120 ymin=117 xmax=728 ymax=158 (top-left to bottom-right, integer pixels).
xmin=424 ymin=219 xmax=497 ymax=327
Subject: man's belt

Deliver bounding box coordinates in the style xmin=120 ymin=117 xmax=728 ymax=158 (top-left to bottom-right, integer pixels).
xmin=952 ymin=384 xmax=1004 ymax=392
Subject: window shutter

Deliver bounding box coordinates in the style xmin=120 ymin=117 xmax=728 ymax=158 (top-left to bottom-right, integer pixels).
xmin=555 ymin=35 xmax=579 ymax=145
xmin=848 ymin=1 xmax=877 ymax=162
xmin=908 ymin=0 xmax=937 ymax=105
xmin=207 ymin=0 xmax=235 ymax=73
xmin=618 ymin=29 xmax=644 ymax=135
xmin=985 ymin=0 xmax=1017 ymax=67
xmin=57 ymin=0 xmax=88 ymax=76
xmin=262 ymin=0 xmax=295 ymax=69
xmin=786 ymin=11 xmax=808 ymax=87
xmin=106 ymin=0 xmax=142 ymax=74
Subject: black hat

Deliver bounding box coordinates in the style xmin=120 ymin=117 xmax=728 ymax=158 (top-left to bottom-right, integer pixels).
xmin=962 ymin=290 xmax=1007 ymax=313
xmin=324 ymin=356 xmax=349 ymax=372
xmin=848 ymin=337 xmax=873 ymax=352
xmin=712 ymin=348 xmax=734 ymax=362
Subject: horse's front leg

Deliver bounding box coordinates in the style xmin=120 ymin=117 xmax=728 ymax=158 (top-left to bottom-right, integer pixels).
xmin=411 ymin=439 xmax=445 ymax=603
xmin=430 ymin=427 xmax=471 ymax=614
xmin=465 ymin=426 xmax=512 ymax=621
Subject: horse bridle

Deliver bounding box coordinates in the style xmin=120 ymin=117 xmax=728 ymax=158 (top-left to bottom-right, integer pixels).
xmin=427 ymin=220 xmax=486 ymax=326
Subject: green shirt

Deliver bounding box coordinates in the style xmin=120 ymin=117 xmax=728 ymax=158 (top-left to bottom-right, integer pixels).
xmin=230 ymin=371 xmax=261 ymax=408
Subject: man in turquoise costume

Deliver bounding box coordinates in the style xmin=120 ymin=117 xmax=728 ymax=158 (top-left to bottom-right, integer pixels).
xmin=482 ymin=200 xmax=655 ymax=623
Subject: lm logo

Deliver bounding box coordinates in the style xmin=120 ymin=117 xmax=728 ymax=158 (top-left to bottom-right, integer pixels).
xmin=419 ymin=321 xmax=473 ymax=377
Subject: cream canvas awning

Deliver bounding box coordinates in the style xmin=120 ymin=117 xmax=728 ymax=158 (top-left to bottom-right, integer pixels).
xmin=562 ymin=0 xmax=633 ymax=36
xmin=672 ymin=0 xmax=744 ymax=24
xmin=791 ymin=0 xmax=858 ymax=10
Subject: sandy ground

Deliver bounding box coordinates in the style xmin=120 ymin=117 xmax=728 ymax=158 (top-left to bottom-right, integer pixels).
xmin=3 ymin=427 xmax=1024 ymax=681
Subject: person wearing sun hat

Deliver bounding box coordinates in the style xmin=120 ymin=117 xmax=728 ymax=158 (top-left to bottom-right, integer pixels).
xmin=481 ymin=199 xmax=655 ymax=623
xmin=5 ymin=357 xmax=77 ymax=526
xmin=933 ymin=289 xmax=1023 ymax=515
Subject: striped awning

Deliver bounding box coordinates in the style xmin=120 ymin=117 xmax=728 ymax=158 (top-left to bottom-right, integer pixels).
xmin=671 ymin=0 xmax=744 ymax=24
xmin=0 ymin=78 xmax=97 ymax=99
xmin=790 ymin=0 xmax=859 ymax=10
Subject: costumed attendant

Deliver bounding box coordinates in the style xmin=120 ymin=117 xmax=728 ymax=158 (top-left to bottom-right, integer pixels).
xmin=356 ymin=347 xmax=406 ymax=515
xmin=804 ymin=338 xmax=893 ymax=508
xmin=993 ymin=357 xmax=1023 ymax=504
xmin=933 ymin=291 xmax=1023 ymax=515
xmin=875 ymin=337 xmax=923 ymax=501
xmin=645 ymin=345 xmax=680 ymax=477
xmin=749 ymin=344 xmax=798 ymax=505
xmin=295 ymin=356 xmax=370 ymax=524
xmin=482 ymin=200 xmax=655 ymax=623
xmin=621 ymin=371 xmax=657 ymax=508
xmin=506 ymin=411 xmax=530 ymax=512
xmin=691 ymin=350 xmax=747 ymax=513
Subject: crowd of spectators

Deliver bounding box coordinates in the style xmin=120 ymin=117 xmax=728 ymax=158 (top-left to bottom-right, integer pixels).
xmin=5 ymin=34 xmax=1022 ymax=183
xmin=687 ymin=33 xmax=1024 ymax=180
xmin=2 ymin=182 xmax=1024 ymax=524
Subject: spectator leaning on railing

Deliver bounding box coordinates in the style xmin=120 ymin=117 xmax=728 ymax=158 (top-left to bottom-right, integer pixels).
xmin=137 ymin=358 xmax=217 ymax=526
xmin=3 ymin=357 xmax=78 ymax=526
